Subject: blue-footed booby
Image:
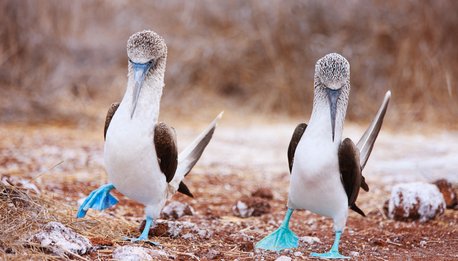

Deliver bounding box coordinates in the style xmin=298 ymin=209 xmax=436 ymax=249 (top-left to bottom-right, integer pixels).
xmin=76 ymin=30 xmax=223 ymax=243
xmin=256 ymin=53 xmax=391 ymax=258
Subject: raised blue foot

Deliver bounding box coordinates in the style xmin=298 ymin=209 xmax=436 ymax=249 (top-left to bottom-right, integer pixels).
xmin=76 ymin=183 xmax=118 ymax=218
xmin=124 ymin=216 xmax=159 ymax=246
xmin=310 ymin=231 xmax=349 ymax=259
xmin=256 ymin=208 xmax=298 ymax=251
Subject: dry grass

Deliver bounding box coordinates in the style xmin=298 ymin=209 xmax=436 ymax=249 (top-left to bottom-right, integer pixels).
xmin=0 ymin=181 xmax=136 ymax=260
xmin=1 ymin=0 xmax=457 ymax=126
xmin=0 ymin=182 xmax=61 ymax=259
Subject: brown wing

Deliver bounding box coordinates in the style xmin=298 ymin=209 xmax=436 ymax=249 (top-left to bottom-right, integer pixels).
xmin=104 ymin=103 xmax=120 ymax=140
xmin=338 ymin=138 xmax=367 ymax=217
xmin=154 ymin=122 xmax=178 ymax=183
xmin=287 ymin=123 xmax=307 ymax=173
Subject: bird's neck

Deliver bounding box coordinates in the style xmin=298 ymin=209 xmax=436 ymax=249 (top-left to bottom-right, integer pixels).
xmin=308 ymin=94 xmax=348 ymax=143
xmin=122 ymin=75 xmax=164 ymax=123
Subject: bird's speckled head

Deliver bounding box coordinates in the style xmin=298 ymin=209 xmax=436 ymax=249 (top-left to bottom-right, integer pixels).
xmin=312 ymin=53 xmax=351 ymax=142
xmin=127 ymin=30 xmax=167 ymax=63
xmin=314 ymin=53 xmax=350 ymax=90
xmin=125 ymin=30 xmax=167 ymax=119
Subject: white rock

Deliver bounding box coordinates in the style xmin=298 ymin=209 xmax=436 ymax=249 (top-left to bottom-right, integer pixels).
xmin=161 ymin=201 xmax=194 ymax=219
xmin=282 ymin=249 xmax=293 ymax=254
xmin=149 ymin=249 xmax=170 ymax=258
xmin=182 ymin=233 xmax=195 ymax=240
xmin=154 ymin=220 xmax=212 ymax=239
xmin=420 ymin=240 xmax=427 ymax=247
xmin=388 ymin=182 xmax=446 ymax=222
xmin=350 ymin=251 xmax=360 ymax=257
xmin=294 ymin=251 xmax=303 ymax=256
xmin=113 ymin=246 xmax=152 ymax=261
xmin=299 ymin=236 xmax=321 ymax=245
xmin=275 ymin=256 xmax=292 ymax=261
xmin=112 ymin=246 xmax=170 ymax=261
xmin=232 ymin=200 xmax=253 ymax=218
xmin=197 ymin=228 xmax=213 ymax=239
xmin=28 ymin=222 xmax=92 ymax=255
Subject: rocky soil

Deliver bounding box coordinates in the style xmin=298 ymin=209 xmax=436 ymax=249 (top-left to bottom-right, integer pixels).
xmin=0 ymin=121 xmax=457 ymax=260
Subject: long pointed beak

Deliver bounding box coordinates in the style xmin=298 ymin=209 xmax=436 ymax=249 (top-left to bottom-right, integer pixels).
xmin=326 ymin=88 xmax=341 ymax=142
xmin=131 ymin=61 xmax=154 ymax=118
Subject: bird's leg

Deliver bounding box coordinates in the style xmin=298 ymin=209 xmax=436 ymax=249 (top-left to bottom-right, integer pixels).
xmin=281 ymin=208 xmax=294 ymax=228
xmin=310 ymin=230 xmax=349 ymax=259
xmin=76 ymin=183 xmax=118 ymax=218
xmin=124 ymin=216 xmax=159 ymax=246
xmin=255 ymin=208 xmax=299 ymax=251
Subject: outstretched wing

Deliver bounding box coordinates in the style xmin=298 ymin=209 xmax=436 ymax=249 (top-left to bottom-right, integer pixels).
xmin=154 ymin=122 xmax=178 ymax=183
xmin=172 ymin=112 xmax=222 ymax=183
xmin=169 ymin=112 xmax=223 ymax=196
xmin=104 ymin=102 xmax=120 ymax=140
xmin=339 ymin=138 xmax=366 ymax=217
xmin=287 ymin=123 xmax=307 ymax=173
xmin=357 ymin=91 xmax=391 ymax=169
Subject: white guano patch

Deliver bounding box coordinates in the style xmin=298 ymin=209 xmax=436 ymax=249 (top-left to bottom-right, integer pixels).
xmin=28 ymin=222 xmax=92 ymax=256
xmin=388 ymin=182 xmax=445 ymax=222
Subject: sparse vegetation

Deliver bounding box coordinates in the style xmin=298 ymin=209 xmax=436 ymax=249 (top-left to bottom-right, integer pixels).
xmin=1 ymin=1 xmax=457 ymax=126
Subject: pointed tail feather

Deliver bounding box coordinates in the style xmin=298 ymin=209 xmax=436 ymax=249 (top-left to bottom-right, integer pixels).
xmin=361 ymin=176 xmax=369 ymax=192
xmin=357 ymin=91 xmax=391 ymax=170
xmin=170 ymin=112 xmax=223 ymax=189
xmin=177 ymin=181 xmax=194 ymax=198
xmin=350 ymin=204 xmax=366 ymax=217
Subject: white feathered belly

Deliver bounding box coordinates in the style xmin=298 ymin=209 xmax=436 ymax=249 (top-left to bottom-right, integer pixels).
xmin=289 ymin=169 xmax=347 ymax=218
xmin=288 ymin=139 xmax=347 ymax=219
xmin=104 ymin=121 xmax=166 ymax=207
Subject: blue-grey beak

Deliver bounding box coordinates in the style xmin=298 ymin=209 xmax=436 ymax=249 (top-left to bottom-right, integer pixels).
xmin=131 ymin=60 xmax=155 ymax=118
xmin=326 ymin=88 xmax=341 ymax=142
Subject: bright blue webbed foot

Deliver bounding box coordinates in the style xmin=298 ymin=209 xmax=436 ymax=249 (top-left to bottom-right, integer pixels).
xmin=124 ymin=216 xmax=159 ymax=246
xmin=310 ymin=231 xmax=349 ymax=259
xmin=76 ymin=183 xmax=118 ymax=218
xmin=256 ymin=208 xmax=298 ymax=251
xmin=256 ymin=225 xmax=298 ymax=251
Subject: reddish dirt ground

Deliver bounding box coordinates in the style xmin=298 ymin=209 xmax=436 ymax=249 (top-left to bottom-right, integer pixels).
xmin=0 ymin=124 xmax=457 ymax=260
xmin=76 ymin=173 xmax=458 ymax=260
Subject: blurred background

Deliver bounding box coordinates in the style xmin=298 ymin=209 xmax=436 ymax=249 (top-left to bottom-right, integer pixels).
xmin=1 ymin=0 xmax=457 ymax=128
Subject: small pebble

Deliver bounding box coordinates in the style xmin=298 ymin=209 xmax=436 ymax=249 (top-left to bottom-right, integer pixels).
xmin=282 ymin=249 xmax=293 ymax=254
xmin=232 ymin=196 xmax=271 ymax=218
xmin=299 ymin=236 xmax=321 ymax=245
xmin=350 ymin=251 xmax=360 ymax=257
xmin=420 ymin=240 xmax=427 ymax=247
